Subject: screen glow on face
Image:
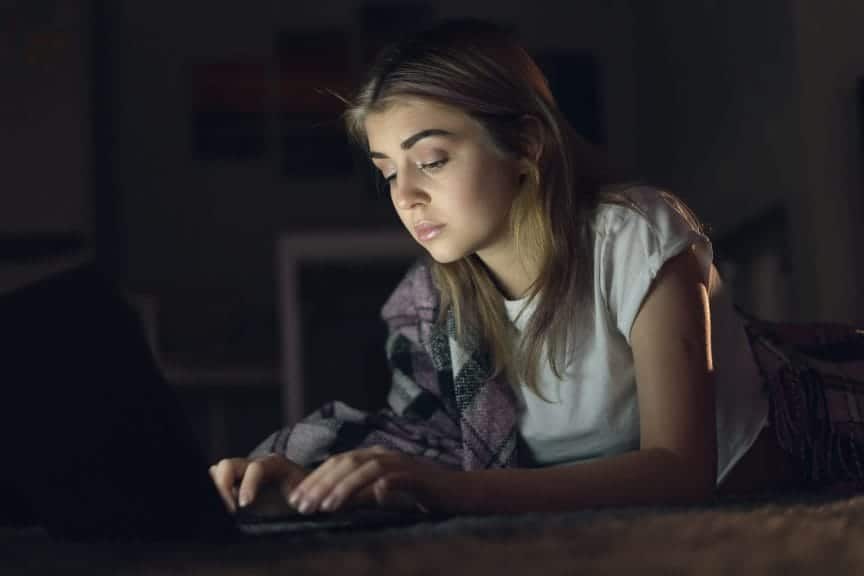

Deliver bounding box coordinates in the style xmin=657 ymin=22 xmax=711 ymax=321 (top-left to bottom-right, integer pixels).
xmin=365 ymin=98 xmax=523 ymax=267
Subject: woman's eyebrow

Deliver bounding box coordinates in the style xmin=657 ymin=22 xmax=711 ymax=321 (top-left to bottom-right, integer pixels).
xmin=369 ymin=128 xmax=455 ymax=159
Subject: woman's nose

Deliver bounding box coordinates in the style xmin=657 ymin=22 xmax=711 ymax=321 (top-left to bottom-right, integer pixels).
xmin=392 ymin=171 xmax=428 ymax=210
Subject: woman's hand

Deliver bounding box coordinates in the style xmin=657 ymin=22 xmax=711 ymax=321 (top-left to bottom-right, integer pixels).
xmin=209 ymin=454 xmax=308 ymax=513
xmin=288 ymin=446 xmax=465 ymax=515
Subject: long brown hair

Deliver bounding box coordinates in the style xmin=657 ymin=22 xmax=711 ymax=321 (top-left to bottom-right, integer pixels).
xmin=343 ymin=20 xmax=694 ymax=399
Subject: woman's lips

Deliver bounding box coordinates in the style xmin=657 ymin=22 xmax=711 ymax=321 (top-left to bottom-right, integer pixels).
xmin=414 ymin=222 xmax=445 ymax=242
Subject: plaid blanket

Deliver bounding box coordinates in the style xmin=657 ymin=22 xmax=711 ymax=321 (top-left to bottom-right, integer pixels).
xmin=252 ymin=260 xmax=519 ymax=470
xmin=739 ymin=309 xmax=864 ymax=486
xmin=253 ymin=260 xmax=864 ymax=486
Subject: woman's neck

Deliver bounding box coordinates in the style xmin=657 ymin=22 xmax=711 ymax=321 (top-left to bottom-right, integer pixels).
xmin=477 ymin=246 xmax=541 ymax=301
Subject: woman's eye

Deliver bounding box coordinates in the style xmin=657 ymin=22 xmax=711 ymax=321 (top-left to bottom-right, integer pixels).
xmin=419 ymin=159 xmax=447 ymax=172
xmin=377 ymin=158 xmax=446 ymax=192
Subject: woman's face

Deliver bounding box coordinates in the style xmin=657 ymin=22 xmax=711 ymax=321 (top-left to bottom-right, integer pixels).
xmin=364 ymin=98 xmax=525 ymax=266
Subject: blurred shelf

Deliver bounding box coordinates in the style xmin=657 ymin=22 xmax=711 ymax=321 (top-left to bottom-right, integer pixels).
xmin=0 ymin=233 xmax=87 ymax=262
xmin=162 ymin=366 xmax=277 ymax=389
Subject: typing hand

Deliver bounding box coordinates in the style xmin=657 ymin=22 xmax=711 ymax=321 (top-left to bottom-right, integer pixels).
xmin=286 ymin=446 xmax=455 ymax=515
xmin=209 ymin=454 xmax=308 ymax=514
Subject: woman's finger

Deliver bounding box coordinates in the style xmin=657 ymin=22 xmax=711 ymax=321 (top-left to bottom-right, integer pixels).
xmin=208 ymin=465 xmax=234 ymax=513
xmin=292 ymin=449 xmax=399 ymax=514
xmin=237 ymin=454 xmax=292 ymax=508
xmin=291 ymin=453 xmax=366 ymax=513
xmin=237 ymin=459 xmax=266 ymax=508
xmin=289 ymin=452 xmax=347 ymax=502
xmin=315 ymin=459 xmax=387 ymax=513
xmin=209 ymin=458 xmax=249 ymax=513
xmin=210 ymin=458 xmax=245 ymax=512
xmin=292 ymin=446 xmax=393 ymax=499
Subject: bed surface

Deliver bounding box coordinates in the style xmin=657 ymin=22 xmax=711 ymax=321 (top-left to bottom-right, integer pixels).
xmin=4 ymin=489 xmax=863 ymax=575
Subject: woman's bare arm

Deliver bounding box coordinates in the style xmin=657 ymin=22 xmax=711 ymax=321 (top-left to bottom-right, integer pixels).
xmin=453 ymin=248 xmax=717 ymax=514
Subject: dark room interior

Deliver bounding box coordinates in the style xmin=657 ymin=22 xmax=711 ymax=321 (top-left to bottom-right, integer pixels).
xmin=2 ymin=0 xmax=864 ymax=573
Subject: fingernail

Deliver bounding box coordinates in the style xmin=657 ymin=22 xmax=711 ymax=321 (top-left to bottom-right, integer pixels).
xmin=298 ymin=500 xmax=312 ymax=514
xmin=288 ymin=492 xmax=299 ymax=506
xmin=238 ymin=492 xmax=249 ymax=507
xmin=321 ymin=497 xmax=334 ymax=511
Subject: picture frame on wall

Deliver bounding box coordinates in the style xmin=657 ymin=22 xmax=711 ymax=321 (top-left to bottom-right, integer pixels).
xmin=278 ymin=30 xmax=353 ymax=178
xmin=185 ymin=58 xmax=271 ymax=161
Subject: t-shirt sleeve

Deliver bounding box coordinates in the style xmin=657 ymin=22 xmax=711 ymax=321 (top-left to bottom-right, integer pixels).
xmin=600 ymin=188 xmax=714 ymax=346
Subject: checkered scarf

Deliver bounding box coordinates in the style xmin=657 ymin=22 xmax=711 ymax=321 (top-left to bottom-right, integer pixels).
xmin=251 ymin=260 xmax=519 ymax=471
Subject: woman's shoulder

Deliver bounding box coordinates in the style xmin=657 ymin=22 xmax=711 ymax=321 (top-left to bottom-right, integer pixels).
xmin=591 ymin=182 xmax=716 ymax=342
xmin=593 ymin=182 xmax=708 ymax=241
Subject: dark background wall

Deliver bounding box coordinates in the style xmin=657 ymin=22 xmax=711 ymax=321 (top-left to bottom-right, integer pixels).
xmin=3 ymin=0 xmax=863 ymax=460
xmin=633 ymin=0 xmax=864 ymax=329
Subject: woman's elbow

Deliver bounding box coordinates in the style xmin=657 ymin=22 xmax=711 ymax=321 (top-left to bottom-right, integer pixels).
xmin=678 ymin=466 xmax=717 ymax=505
xmin=666 ymin=453 xmax=716 ymax=505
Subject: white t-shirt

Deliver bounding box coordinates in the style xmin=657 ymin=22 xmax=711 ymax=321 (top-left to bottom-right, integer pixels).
xmin=505 ymin=185 xmax=768 ymax=485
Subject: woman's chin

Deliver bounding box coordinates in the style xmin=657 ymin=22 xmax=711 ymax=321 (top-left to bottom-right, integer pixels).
xmin=424 ymin=245 xmax=467 ymax=264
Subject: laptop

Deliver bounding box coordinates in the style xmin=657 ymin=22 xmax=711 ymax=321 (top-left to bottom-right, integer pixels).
xmin=0 ymin=261 xmax=442 ymax=541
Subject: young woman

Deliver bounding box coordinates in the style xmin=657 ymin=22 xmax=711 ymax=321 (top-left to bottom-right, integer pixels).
xmin=210 ymin=19 xmax=864 ymax=516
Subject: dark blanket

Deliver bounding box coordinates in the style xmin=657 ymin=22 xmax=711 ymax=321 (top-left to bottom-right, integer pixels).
xmin=4 ymin=490 xmax=863 ymax=575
